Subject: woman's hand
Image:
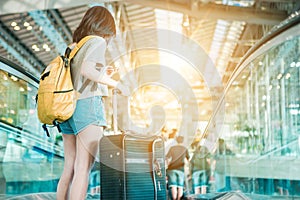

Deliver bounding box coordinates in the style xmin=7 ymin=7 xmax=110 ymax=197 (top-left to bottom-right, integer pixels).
xmin=106 ymin=66 xmax=118 ymax=77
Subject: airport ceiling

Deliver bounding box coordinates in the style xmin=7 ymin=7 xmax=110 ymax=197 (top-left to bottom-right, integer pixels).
xmin=0 ymin=0 xmax=299 ymax=124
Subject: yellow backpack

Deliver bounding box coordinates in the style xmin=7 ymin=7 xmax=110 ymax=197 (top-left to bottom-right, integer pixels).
xmin=37 ymin=36 xmax=96 ymax=136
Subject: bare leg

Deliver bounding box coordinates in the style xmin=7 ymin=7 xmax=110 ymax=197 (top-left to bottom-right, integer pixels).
xmin=194 ymin=187 xmax=200 ymax=194
xmin=201 ymin=186 xmax=207 ymax=194
xmin=57 ymin=134 xmax=76 ymax=200
xmin=171 ymin=187 xmax=177 ymax=200
xmin=69 ymin=125 xmax=103 ymax=200
xmin=285 ymin=189 xmax=289 ymax=196
xmin=177 ymin=187 xmax=183 ymax=200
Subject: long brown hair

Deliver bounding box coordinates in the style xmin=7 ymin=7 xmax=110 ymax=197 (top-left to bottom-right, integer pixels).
xmin=73 ymin=6 xmax=116 ymax=43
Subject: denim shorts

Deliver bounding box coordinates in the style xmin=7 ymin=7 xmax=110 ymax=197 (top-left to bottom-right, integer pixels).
xmin=192 ymin=170 xmax=209 ymax=188
xmin=167 ymin=169 xmax=185 ymax=188
xmin=59 ymin=96 xmax=107 ymax=135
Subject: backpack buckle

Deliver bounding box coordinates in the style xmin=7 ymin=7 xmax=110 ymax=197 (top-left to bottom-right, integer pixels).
xmin=63 ymin=57 xmax=69 ymax=67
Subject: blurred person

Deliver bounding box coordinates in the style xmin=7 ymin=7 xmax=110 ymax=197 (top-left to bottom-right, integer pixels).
xmin=190 ymin=145 xmax=211 ymax=194
xmin=165 ymin=128 xmax=177 ymax=155
xmin=0 ymin=133 xmax=7 ymax=194
xmin=214 ymin=138 xmax=232 ymax=192
xmin=56 ymin=6 xmax=129 ymax=200
xmin=190 ymin=129 xmax=202 ymax=151
xmin=166 ymin=135 xmax=190 ymax=200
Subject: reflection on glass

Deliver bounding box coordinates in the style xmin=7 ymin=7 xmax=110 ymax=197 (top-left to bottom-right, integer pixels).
xmin=0 ymin=67 xmax=63 ymax=197
xmin=224 ymin=38 xmax=299 ymax=156
xmin=0 ymin=63 xmax=102 ymax=198
xmin=206 ymin=24 xmax=300 ymax=197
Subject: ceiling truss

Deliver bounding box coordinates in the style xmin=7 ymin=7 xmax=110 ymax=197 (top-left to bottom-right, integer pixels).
xmin=0 ymin=0 xmax=297 ymax=122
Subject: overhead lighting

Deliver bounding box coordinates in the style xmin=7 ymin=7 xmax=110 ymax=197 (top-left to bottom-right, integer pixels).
xmin=7 ymin=118 xmax=14 ymax=124
xmin=290 ymin=62 xmax=296 ymax=67
xmin=13 ymin=26 xmax=20 ymax=31
xmin=32 ymin=44 xmax=40 ymax=52
xmin=290 ymin=61 xmax=300 ymax=68
xmin=269 ymin=85 xmax=272 ymax=90
xmin=27 ymin=26 xmax=32 ymax=30
xmin=124 ymin=61 xmax=130 ymax=68
xmin=11 ymin=22 xmax=17 ymax=27
xmin=42 ymin=44 xmax=48 ymax=49
xmin=23 ymin=21 xmax=30 ymax=27
xmin=200 ymin=110 xmax=207 ymax=115
xmin=42 ymin=43 xmax=51 ymax=51
xmin=10 ymin=75 xmax=18 ymax=81
xmin=277 ymin=73 xmax=282 ymax=79
xmin=232 ymin=81 xmax=239 ymax=85
xmin=182 ymin=21 xmax=189 ymax=27
xmin=289 ymin=104 xmax=300 ymax=108
xmin=182 ymin=15 xmax=189 ymax=27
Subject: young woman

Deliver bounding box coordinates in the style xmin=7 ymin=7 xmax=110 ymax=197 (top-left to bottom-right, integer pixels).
xmin=56 ymin=6 xmax=129 ymax=200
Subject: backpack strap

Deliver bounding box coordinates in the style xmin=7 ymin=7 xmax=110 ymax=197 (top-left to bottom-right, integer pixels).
xmin=67 ymin=36 xmax=100 ymax=93
xmin=68 ymin=35 xmax=99 ymax=60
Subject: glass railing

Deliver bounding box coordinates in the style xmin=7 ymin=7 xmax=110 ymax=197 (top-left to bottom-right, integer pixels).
xmin=200 ymin=10 xmax=300 ymax=198
xmin=0 ymin=56 xmax=100 ymax=199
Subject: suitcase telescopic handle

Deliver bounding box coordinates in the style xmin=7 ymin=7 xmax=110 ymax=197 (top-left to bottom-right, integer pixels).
xmin=112 ymin=88 xmax=163 ymax=140
xmin=112 ymin=89 xmax=121 ymax=134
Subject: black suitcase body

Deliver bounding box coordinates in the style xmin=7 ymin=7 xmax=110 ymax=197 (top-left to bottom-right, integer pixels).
xmin=100 ymin=133 xmax=167 ymax=200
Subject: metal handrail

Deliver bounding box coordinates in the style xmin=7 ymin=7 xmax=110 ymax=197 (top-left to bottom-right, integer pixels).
xmin=0 ymin=121 xmax=64 ymax=158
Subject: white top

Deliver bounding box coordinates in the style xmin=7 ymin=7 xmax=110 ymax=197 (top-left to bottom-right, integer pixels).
xmin=71 ymin=36 xmax=109 ymax=99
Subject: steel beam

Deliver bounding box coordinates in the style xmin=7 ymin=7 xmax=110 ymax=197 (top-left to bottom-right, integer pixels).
xmin=125 ymin=0 xmax=288 ymax=25
xmin=28 ymin=10 xmax=68 ymax=55
xmin=48 ymin=9 xmax=73 ymax=43
xmin=0 ymin=0 xmax=288 ymax=25
xmin=0 ymin=22 xmax=43 ymax=77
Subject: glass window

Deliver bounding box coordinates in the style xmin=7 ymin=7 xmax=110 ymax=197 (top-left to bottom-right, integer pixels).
xmin=0 ymin=65 xmax=63 ymax=197
xmin=207 ymin=22 xmax=300 ymax=197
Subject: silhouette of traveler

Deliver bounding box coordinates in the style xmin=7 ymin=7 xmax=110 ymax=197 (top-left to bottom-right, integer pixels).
xmin=166 ymin=135 xmax=190 ymax=200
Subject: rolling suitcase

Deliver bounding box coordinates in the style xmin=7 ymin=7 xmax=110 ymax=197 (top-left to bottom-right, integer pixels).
xmin=100 ymin=90 xmax=167 ymax=200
